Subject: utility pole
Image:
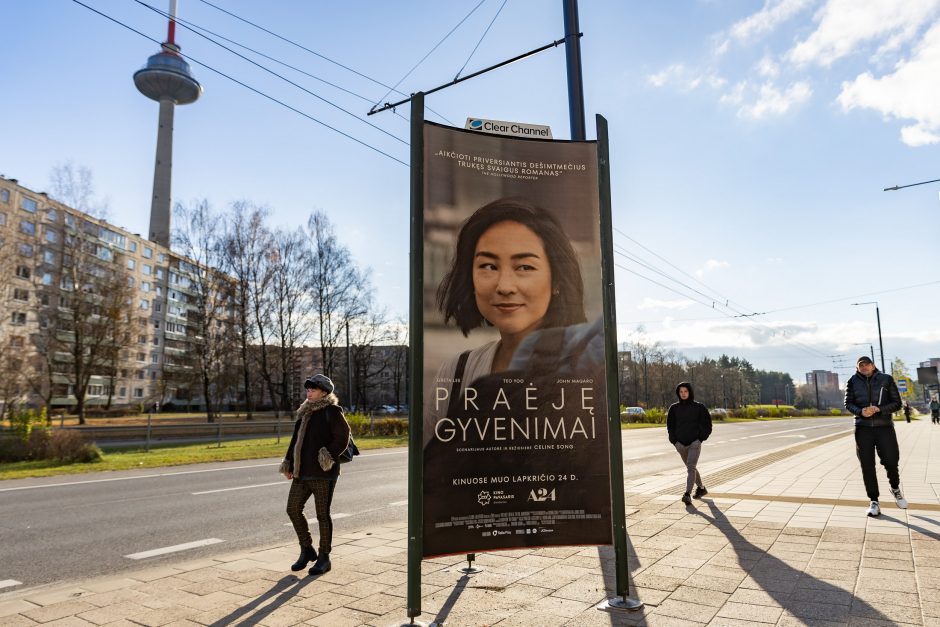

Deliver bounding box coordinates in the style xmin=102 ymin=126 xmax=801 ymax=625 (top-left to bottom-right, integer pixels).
xmin=852 ymin=302 xmax=886 ymax=373
xmin=563 ymin=0 xmax=586 ymax=140
xmin=814 ymin=372 xmax=820 ymax=411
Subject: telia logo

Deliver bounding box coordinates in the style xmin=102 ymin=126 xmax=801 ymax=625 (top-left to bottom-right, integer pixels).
xmin=468 ymin=119 xmax=483 ymax=130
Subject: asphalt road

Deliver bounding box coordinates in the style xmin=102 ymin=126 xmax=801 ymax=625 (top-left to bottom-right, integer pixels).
xmin=0 ymin=418 xmax=851 ymax=592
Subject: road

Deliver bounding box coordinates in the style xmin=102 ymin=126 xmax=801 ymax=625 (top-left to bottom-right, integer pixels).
xmin=0 ymin=418 xmax=850 ymax=592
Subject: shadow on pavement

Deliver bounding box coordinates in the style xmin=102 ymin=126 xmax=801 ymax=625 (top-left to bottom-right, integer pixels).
xmin=208 ymin=574 xmax=315 ymax=627
xmin=692 ymin=499 xmax=893 ymax=625
xmin=430 ymin=573 xmax=470 ymax=625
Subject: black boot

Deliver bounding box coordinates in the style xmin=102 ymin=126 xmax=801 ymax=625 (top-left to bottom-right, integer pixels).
xmin=308 ymin=552 xmax=331 ymax=576
xmin=291 ymin=545 xmax=317 ymax=572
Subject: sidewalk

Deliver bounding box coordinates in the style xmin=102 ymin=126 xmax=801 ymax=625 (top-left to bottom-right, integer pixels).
xmin=1 ymin=418 xmax=938 ymax=626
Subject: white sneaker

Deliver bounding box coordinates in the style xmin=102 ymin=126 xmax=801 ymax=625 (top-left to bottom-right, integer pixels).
xmin=891 ymin=488 xmax=908 ymax=509
xmin=867 ymin=501 xmax=881 ymax=517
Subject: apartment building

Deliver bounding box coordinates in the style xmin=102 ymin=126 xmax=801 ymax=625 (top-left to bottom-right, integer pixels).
xmin=805 ymin=369 xmax=839 ymax=389
xmin=0 ymin=175 xmax=222 ymax=412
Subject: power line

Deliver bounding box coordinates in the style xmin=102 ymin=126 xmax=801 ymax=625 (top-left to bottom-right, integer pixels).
xmin=454 ymin=0 xmax=509 ymax=80
xmin=192 ymin=0 xmax=457 ymax=126
xmin=371 ymin=0 xmax=489 ymax=111
xmin=134 ymin=0 xmax=408 ymax=146
xmin=70 ymin=0 xmax=408 ymax=166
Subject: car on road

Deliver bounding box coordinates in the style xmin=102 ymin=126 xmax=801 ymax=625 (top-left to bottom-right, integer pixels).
xmin=620 ymin=406 xmax=647 ymax=421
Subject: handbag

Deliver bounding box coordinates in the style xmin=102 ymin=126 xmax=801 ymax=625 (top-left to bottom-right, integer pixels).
xmin=338 ymin=436 xmax=360 ymax=463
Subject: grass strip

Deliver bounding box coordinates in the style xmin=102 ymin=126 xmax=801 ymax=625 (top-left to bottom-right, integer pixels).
xmin=0 ymin=435 xmax=407 ymax=481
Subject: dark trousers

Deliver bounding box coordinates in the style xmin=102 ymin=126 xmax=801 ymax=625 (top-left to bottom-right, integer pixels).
xmin=933 ymin=410 xmax=939 ymax=424
xmin=286 ymin=478 xmax=336 ymax=554
xmin=854 ymin=426 xmax=900 ymax=501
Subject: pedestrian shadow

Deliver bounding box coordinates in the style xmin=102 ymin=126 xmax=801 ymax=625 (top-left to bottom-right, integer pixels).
xmin=207 ymin=573 xmax=316 ymax=627
xmin=888 ymin=513 xmax=940 ymax=542
xmin=690 ymin=499 xmax=893 ymax=625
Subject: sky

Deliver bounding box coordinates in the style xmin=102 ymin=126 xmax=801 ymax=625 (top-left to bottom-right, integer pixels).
xmin=3 ymin=0 xmax=940 ymax=383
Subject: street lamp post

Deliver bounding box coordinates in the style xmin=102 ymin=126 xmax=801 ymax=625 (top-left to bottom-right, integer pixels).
xmin=851 ymin=302 xmax=886 ymax=372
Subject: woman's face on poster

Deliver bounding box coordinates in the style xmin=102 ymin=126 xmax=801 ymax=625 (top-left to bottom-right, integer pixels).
xmin=472 ymin=220 xmax=552 ymax=338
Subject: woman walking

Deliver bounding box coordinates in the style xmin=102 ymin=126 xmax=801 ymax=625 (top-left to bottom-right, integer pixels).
xmin=280 ymin=374 xmax=350 ymax=576
xmin=667 ymin=382 xmax=713 ymax=505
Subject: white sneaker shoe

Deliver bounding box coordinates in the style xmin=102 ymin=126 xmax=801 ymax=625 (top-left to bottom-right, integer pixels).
xmin=891 ymin=488 xmax=908 ymax=509
xmin=867 ymin=501 xmax=881 ymax=517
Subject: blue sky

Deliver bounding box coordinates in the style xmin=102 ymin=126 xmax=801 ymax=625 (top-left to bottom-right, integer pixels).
xmin=3 ymin=0 xmax=939 ymax=381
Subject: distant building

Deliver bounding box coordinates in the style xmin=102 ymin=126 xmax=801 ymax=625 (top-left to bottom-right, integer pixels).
xmin=805 ymin=370 xmax=839 ymax=389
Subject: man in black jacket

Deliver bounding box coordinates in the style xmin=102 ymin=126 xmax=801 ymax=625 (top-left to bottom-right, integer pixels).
xmin=844 ymin=356 xmax=907 ymax=517
xmin=667 ymin=382 xmax=713 ymax=505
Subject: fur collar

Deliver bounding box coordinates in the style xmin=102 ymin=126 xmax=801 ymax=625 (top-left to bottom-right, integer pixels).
xmin=297 ymin=393 xmax=339 ymax=420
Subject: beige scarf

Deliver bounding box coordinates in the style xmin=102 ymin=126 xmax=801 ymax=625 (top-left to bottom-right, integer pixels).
xmin=291 ymin=393 xmax=339 ymax=477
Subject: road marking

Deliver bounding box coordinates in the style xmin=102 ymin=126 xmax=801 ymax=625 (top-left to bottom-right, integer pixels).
xmin=776 ymin=434 xmax=807 ymax=439
xmin=192 ymin=481 xmax=286 ymax=495
xmin=0 ymin=450 xmax=408 ymax=493
xmin=0 ymin=580 xmax=22 ymax=590
xmin=283 ymin=512 xmax=351 ymax=527
xmin=624 ymin=452 xmax=667 ymax=461
xmin=389 ymin=500 xmax=408 ymax=506
xmin=125 ymin=538 xmax=224 ymax=560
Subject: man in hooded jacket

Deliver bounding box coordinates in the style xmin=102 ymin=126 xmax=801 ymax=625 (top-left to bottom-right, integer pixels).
xmin=667 ymin=382 xmax=713 ymax=505
xmin=844 ymin=356 xmax=906 ymax=517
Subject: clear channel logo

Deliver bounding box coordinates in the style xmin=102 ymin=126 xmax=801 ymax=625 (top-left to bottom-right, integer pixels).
xmin=468 ymin=118 xmax=484 ymax=130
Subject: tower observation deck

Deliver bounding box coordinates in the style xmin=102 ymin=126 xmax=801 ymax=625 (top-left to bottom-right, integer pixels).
xmin=134 ymin=0 xmax=202 ymax=248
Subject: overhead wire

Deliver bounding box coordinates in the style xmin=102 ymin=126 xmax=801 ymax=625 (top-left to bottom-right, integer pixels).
xmin=70 ymin=0 xmax=408 ymax=166
xmin=192 ymin=0 xmax=456 ymax=125
xmin=454 ymin=0 xmax=509 ymax=80
xmin=133 ymin=0 xmax=408 ymax=146
xmin=371 ymin=0 xmax=489 ymax=111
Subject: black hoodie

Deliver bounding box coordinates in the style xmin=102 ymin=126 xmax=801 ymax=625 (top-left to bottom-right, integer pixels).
xmin=666 ymin=382 xmax=713 ymax=445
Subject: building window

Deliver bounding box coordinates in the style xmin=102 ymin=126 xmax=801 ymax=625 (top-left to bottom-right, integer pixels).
xmin=39 ymin=293 xmax=50 ymax=306
xmin=155 ymin=268 xmax=164 ymax=279
xmin=10 ymin=336 xmax=25 ymax=348
xmin=136 ymin=352 xmax=146 ymax=362
xmin=13 ymin=288 xmax=28 ymax=301
xmin=142 ymin=264 xmax=152 ymax=276
xmin=119 ymin=387 xmax=127 ymax=397
xmin=143 ymin=247 xmax=152 ymax=259
xmin=43 ymin=249 xmax=55 ymax=264
xmin=150 ymin=371 xmax=157 ymax=380
xmin=20 ymin=197 xmax=37 ymax=213
xmin=15 ymin=265 xmax=31 ymax=279
xmin=158 ymin=253 xmax=167 ymax=263
xmin=97 ymin=246 xmax=112 ymax=262
xmin=136 ymin=370 xmax=145 ymax=380
xmin=129 ymin=241 xmax=137 ymax=252
xmin=141 ymin=281 xmax=150 ymax=292
xmin=138 ymin=335 xmax=147 ymax=344
xmin=20 ymin=220 xmax=36 ymax=235
xmin=154 ymin=302 xmax=162 ymax=312
xmin=45 ymin=229 xmax=58 ymax=243
xmin=127 ymin=276 xmax=135 ymax=288
xmin=64 ymin=213 xmax=75 ymax=228
xmin=46 ymin=208 xmax=57 ymax=222
xmin=134 ymin=388 xmax=144 ymax=398
xmin=18 ymin=243 xmax=33 ymax=257
xmin=151 ymin=353 xmax=160 ymax=363
xmin=11 ymin=312 xmax=26 ymax=325
xmin=127 ymin=258 xmax=136 ymax=270
xmin=139 ymin=299 xmax=149 ymax=310
xmin=0 ymin=189 xmax=9 ymax=203
xmin=41 ymin=272 xmax=53 ymax=286
xmin=0 ymin=212 xmax=6 ymax=226
xmin=152 ymin=336 xmax=160 ymax=346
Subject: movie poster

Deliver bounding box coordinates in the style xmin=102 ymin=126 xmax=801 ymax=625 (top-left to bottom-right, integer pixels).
xmin=422 ymin=121 xmax=613 ymax=557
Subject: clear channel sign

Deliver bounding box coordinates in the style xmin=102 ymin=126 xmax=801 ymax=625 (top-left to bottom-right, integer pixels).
xmin=464 ymin=117 xmax=553 ymax=139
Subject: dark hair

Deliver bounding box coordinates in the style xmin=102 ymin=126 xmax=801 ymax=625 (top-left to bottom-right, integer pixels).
xmin=437 ymin=198 xmax=586 ymax=336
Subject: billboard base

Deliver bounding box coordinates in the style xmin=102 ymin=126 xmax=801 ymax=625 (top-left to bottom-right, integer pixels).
xmin=597 ymin=596 xmax=645 ymax=612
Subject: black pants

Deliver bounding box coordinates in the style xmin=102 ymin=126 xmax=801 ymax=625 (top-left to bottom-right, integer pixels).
xmin=933 ymin=410 xmax=939 ymax=424
xmin=854 ymin=426 xmax=900 ymax=501
xmin=286 ymin=478 xmax=336 ymax=553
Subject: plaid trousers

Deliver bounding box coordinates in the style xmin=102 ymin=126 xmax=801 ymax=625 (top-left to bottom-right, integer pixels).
xmin=286 ymin=478 xmax=337 ymax=554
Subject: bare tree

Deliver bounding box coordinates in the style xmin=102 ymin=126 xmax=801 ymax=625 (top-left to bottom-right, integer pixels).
xmin=306 ymin=211 xmax=363 ymax=379
xmin=269 ymin=227 xmax=315 ymax=413
xmin=49 ymin=225 xmax=135 ymax=423
xmin=49 ymin=161 xmax=110 ymax=220
xmin=172 ymin=200 xmax=236 ymax=422
xmin=222 ymin=201 xmax=271 ymax=419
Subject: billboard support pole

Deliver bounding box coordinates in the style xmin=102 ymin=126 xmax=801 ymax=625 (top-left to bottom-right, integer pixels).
xmin=404 ymin=92 xmax=428 ymax=626
xmin=595 ymin=114 xmax=643 ymax=612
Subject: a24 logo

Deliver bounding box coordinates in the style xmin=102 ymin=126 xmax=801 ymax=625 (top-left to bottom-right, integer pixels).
xmin=527 ymin=488 xmax=556 ymax=502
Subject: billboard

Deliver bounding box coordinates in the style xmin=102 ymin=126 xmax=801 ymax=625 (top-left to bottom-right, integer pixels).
xmin=421 ymin=121 xmax=612 ymax=557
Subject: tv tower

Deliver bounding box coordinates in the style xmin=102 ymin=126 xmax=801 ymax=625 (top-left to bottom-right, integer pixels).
xmin=134 ymin=0 xmax=202 ymax=248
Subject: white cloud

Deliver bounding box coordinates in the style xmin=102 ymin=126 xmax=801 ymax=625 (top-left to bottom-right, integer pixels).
xmin=729 ymin=0 xmax=817 ymax=42
xmin=738 ymin=81 xmax=812 ymax=119
xmin=720 ymin=81 xmax=748 ymax=105
xmin=637 ymin=298 xmax=697 ymax=311
xmin=838 ymin=20 xmax=940 ymax=146
xmin=647 ymin=64 xmax=726 ymax=91
xmin=788 ymin=0 xmax=940 ymax=67
xmin=695 ymin=259 xmax=730 ymax=277
xmin=756 ymin=56 xmax=780 ymax=78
